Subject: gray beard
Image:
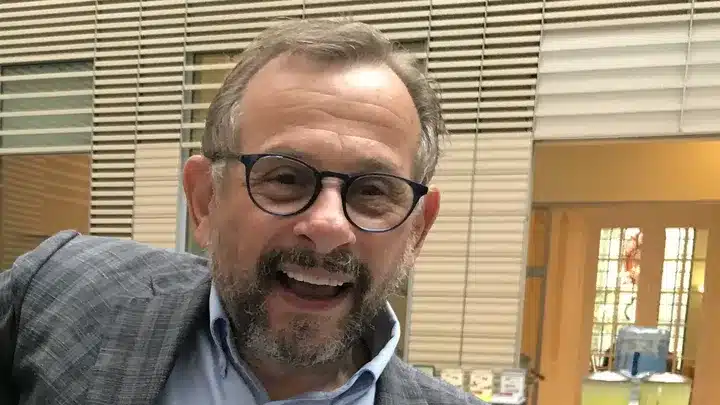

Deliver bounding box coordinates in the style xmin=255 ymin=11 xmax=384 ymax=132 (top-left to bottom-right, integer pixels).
xmin=209 ymin=235 xmax=416 ymax=368
xmin=238 ymin=299 xmax=369 ymax=368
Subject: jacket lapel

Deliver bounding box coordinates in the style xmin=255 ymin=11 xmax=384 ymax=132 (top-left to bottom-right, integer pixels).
xmin=375 ymin=357 xmax=429 ymax=405
xmin=86 ymin=281 xmax=210 ymax=405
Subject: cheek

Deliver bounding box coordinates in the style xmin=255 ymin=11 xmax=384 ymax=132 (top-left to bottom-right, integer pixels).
xmin=211 ymin=198 xmax=265 ymax=261
xmin=365 ymin=235 xmax=412 ymax=278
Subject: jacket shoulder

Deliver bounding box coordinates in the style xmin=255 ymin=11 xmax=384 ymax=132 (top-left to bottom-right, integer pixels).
xmin=8 ymin=231 xmax=210 ymax=403
xmin=17 ymin=230 xmax=209 ymax=296
xmin=13 ymin=230 xmax=210 ymax=334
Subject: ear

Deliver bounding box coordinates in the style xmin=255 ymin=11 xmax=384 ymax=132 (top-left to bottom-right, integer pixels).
xmin=183 ymin=155 xmax=214 ymax=248
xmin=411 ymin=186 xmax=440 ymax=253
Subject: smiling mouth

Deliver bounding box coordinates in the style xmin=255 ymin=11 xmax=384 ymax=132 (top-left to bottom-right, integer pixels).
xmin=275 ymin=269 xmax=354 ymax=300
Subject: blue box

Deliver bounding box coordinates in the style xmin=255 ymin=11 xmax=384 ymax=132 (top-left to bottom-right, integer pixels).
xmin=614 ymin=326 xmax=670 ymax=375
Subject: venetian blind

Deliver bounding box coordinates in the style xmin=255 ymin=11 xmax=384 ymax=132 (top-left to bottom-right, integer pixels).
xmin=685 ymin=4 xmax=720 ymax=133
xmin=406 ymin=0 xmax=536 ymax=371
xmin=91 ymin=0 xmax=185 ymax=244
xmin=462 ymin=0 xmax=537 ymax=371
xmin=535 ymin=0 xmax=720 ymax=140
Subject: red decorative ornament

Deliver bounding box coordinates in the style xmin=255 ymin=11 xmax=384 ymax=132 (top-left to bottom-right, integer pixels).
xmin=622 ymin=233 xmax=642 ymax=285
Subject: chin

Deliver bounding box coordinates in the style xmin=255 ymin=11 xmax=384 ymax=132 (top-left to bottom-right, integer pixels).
xmin=261 ymin=308 xmax=358 ymax=367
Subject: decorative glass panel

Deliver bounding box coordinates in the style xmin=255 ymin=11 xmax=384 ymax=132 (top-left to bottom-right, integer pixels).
xmin=658 ymin=227 xmax=703 ymax=373
xmin=591 ymin=227 xmax=642 ymax=370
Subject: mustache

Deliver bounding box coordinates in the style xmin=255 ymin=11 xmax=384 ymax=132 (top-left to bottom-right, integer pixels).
xmin=258 ymin=247 xmax=366 ymax=279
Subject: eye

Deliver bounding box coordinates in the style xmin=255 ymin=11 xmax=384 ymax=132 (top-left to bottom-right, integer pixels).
xmin=360 ymin=184 xmax=386 ymax=196
xmin=270 ymin=171 xmax=300 ymax=185
xmin=253 ymin=165 xmax=313 ymax=187
xmin=356 ymin=180 xmax=391 ymax=196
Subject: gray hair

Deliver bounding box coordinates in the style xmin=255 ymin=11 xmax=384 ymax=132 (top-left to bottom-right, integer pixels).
xmin=203 ymin=18 xmax=447 ymax=185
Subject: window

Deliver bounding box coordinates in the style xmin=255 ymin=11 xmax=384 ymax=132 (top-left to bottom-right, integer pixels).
xmin=0 ymin=62 xmax=93 ymax=149
xmin=659 ymin=227 xmax=707 ymax=371
xmin=182 ymin=52 xmax=236 ymax=256
xmin=587 ymin=225 xmax=708 ymax=374
xmin=0 ymin=62 xmax=93 ymax=269
xmin=591 ymin=227 xmax=641 ymax=369
xmin=183 ymin=53 xmax=236 ymax=145
xmin=0 ymin=154 xmax=91 ymax=269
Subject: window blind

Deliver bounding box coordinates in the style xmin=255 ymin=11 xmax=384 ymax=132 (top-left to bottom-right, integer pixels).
xmin=534 ymin=0 xmax=720 ymax=140
xmin=684 ymin=10 xmax=720 ymax=133
xmin=90 ymin=0 xmax=186 ymax=241
xmin=407 ymin=0 xmax=536 ymax=370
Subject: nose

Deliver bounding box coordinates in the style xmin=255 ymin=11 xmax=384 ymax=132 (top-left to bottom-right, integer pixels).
xmin=292 ymin=183 xmax=356 ymax=254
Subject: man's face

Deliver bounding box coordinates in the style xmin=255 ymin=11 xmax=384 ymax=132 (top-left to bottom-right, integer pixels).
xmin=185 ymin=54 xmax=440 ymax=367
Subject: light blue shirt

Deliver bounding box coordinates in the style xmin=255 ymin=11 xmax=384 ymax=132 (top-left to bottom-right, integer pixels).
xmin=158 ymin=284 xmax=400 ymax=405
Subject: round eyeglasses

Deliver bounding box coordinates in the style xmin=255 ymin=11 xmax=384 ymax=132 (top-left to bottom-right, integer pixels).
xmin=212 ymin=153 xmax=428 ymax=233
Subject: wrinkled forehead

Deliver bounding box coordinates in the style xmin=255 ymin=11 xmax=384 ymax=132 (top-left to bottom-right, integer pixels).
xmin=234 ymin=53 xmax=421 ymax=176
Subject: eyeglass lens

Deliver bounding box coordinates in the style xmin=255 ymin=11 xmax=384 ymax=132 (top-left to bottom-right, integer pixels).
xmin=246 ymin=155 xmax=415 ymax=231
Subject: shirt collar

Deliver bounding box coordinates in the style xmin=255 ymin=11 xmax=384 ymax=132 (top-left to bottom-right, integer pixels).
xmin=360 ymin=300 xmax=400 ymax=381
xmin=208 ymin=283 xmax=228 ymax=351
xmin=208 ymin=282 xmax=400 ymax=383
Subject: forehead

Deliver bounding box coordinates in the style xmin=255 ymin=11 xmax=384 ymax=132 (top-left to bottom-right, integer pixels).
xmin=235 ymin=54 xmax=421 ymax=175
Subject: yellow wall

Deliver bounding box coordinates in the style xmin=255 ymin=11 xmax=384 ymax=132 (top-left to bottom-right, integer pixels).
xmin=533 ymin=140 xmax=720 ymax=203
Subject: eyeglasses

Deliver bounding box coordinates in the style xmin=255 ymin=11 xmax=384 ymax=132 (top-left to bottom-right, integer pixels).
xmin=212 ymin=153 xmax=428 ymax=233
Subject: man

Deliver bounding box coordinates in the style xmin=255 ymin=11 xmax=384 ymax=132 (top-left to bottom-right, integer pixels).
xmin=0 ymin=19 xmax=487 ymax=405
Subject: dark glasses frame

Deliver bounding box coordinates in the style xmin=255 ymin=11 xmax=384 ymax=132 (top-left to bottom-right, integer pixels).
xmin=210 ymin=153 xmax=428 ymax=233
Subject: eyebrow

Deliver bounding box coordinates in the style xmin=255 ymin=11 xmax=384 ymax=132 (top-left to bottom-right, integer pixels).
xmin=264 ymin=147 xmax=402 ymax=174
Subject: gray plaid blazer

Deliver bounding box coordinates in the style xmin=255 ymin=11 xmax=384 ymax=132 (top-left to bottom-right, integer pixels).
xmin=0 ymin=231 xmax=486 ymax=405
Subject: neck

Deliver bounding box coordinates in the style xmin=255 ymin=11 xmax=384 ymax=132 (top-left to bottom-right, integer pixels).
xmin=244 ymin=343 xmax=370 ymax=401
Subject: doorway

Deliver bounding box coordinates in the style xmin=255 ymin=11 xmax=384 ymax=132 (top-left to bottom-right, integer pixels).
xmin=531 ymin=203 xmax=720 ymax=405
xmin=527 ymin=138 xmax=720 ymax=405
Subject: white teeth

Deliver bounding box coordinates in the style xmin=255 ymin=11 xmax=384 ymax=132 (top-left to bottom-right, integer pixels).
xmin=281 ymin=270 xmax=350 ymax=287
